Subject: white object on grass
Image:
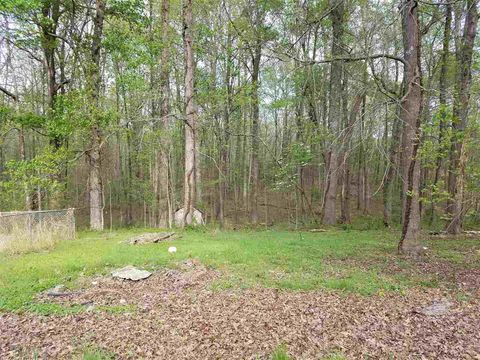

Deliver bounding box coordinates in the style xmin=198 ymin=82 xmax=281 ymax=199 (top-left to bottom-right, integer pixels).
xmin=168 ymin=246 xmax=177 ymax=253
xmin=173 ymin=207 xmax=205 ymax=226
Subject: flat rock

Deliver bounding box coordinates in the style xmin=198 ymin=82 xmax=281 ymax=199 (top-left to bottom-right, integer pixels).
xmin=309 ymin=229 xmax=327 ymax=233
xmin=420 ymin=300 xmax=452 ymax=316
xmin=111 ymin=266 xmax=152 ymax=281
xmin=46 ymin=284 xmax=70 ymax=297
xmin=127 ymin=232 xmax=177 ymax=244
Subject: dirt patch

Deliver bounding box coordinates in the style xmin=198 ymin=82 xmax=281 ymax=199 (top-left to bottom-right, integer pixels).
xmin=1 ymin=261 xmax=480 ymax=359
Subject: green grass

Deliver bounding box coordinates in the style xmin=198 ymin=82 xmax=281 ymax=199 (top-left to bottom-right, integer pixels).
xmin=79 ymin=346 xmax=115 ymax=360
xmin=0 ymin=227 xmax=476 ymax=314
xmin=426 ymin=236 xmax=480 ymax=266
xmin=270 ymin=344 xmax=291 ymax=360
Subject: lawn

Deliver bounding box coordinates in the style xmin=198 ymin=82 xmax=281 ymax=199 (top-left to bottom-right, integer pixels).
xmin=1 ymin=227 xmax=477 ymax=314
xmin=1 ymin=227 xmax=479 ymax=359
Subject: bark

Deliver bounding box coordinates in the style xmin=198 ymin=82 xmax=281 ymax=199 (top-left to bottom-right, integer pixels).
xmin=183 ymin=0 xmax=198 ymax=226
xmin=340 ymin=165 xmax=351 ymax=223
xmin=87 ymin=0 xmax=105 ymax=231
xmin=363 ymin=165 xmax=371 ymax=215
xmin=398 ymin=0 xmax=423 ymax=255
xmin=39 ymin=0 xmax=62 ymax=148
xmin=218 ymin=30 xmax=233 ymax=227
xmin=125 ymin=131 xmax=133 ymax=226
xmin=446 ymin=0 xmax=478 ymax=234
xmin=295 ymin=89 xmax=306 ymax=218
xmin=250 ymin=33 xmax=262 ymax=224
xmin=158 ymin=0 xmax=173 ymax=228
xmin=322 ymin=0 xmax=345 ymax=225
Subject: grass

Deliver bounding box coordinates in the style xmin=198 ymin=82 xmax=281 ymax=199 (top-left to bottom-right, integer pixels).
xmin=270 ymin=344 xmax=291 ymax=360
xmin=0 ymin=227 xmax=476 ymax=314
xmin=0 ymin=228 xmax=60 ymax=254
xmin=79 ymin=346 xmax=115 ymax=360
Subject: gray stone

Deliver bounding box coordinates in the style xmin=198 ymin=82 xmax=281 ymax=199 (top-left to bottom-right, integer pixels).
xmin=46 ymin=284 xmax=69 ymax=297
xmin=174 ymin=207 xmax=205 ymax=226
xmin=309 ymin=229 xmax=327 ymax=233
xmin=111 ymin=266 xmax=152 ymax=281
xmin=420 ymin=300 xmax=452 ymax=316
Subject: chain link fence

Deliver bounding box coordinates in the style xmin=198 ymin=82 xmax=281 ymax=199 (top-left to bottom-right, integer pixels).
xmin=0 ymin=209 xmax=75 ymax=253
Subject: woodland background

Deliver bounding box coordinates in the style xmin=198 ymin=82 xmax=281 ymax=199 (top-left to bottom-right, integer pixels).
xmin=0 ymin=0 xmax=479 ymax=254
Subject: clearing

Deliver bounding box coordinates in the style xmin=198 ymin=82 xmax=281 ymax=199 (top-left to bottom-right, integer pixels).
xmin=0 ymin=228 xmax=479 ymax=359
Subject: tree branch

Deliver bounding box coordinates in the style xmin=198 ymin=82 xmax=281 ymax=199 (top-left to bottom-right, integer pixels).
xmin=308 ymin=53 xmax=406 ymax=67
xmin=274 ymin=50 xmax=406 ymax=67
xmin=0 ymin=86 xmax=18 ymax=101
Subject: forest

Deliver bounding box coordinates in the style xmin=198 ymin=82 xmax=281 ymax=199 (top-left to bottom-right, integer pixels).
xmin=1 ymin=0 xmax=479 ymax=251
xmin=0 ymin=0 xmax=479 ymax=358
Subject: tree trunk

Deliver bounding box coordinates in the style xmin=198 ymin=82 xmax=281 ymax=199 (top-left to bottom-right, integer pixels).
xmin=182 ymin=0 xmax=198 ymax=226
xmin=218 ymin=30 xmax=233 ymax=227
xmin=363 ymin=166 xmax=371 ymax=215
xmin=446 ymin=0 xmax=478 ymax=234
xmin=87 ymin=0 xmax=105 ymax=231
xmin=322 ymin=0 xmax=344 ymax=225
xmin=39 ymin=0 xmax=63 ymax=149
xmin=398 ymin=0 xmax=423 ymax=255
xmin=158 ymin=0 xmax=172 ymax=228
xmin=250 ymin=37 xmax=262 ymax=224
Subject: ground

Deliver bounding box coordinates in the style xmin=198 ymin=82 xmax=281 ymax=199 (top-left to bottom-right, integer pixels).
xmin=0 ymin=227 xmax=479 ymax=359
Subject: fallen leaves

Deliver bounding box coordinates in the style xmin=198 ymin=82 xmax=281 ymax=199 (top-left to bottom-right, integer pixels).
xmin=1 ymin=261 xmax=479 ymax=359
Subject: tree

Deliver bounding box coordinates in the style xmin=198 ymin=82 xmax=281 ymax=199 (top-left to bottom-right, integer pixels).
xmin=86 ymin=0 xmax=106 ymax=230
xmin=398 ymin=0 xmax=423 ymax=255
xmin=182 ymin=0 xmax=198 ymax=226
xmin=446 ymin=0 xmax=478 ymax=234
xmin=158 ymin=0 xmax=173 ymax=228
xmin=322 ymin=0 xmax=345 ymax=225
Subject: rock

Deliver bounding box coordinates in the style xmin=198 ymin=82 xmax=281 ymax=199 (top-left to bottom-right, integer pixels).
xmin=174 ymin=207 xmax=205 ymax=226
xmin=420 ymin=300 xmax=452 ymax=316
xmin=46 ymin=284 xmax=70 ymax=297
xmin=309 ymin=229 xmax=327 ymax=233
xmin=119 ymin=298 xmax=127 ymax=305
xmin=127 ymin=232 xmax=177 ymax=245
xmin=111 ymin=266 xmax=152 ymax=281
xmin=168 ymin=246 xmax=177 ymax=253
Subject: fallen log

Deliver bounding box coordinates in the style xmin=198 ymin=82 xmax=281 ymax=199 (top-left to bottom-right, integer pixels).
xmin=127 ymin=232 xmax=177 ymax=245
